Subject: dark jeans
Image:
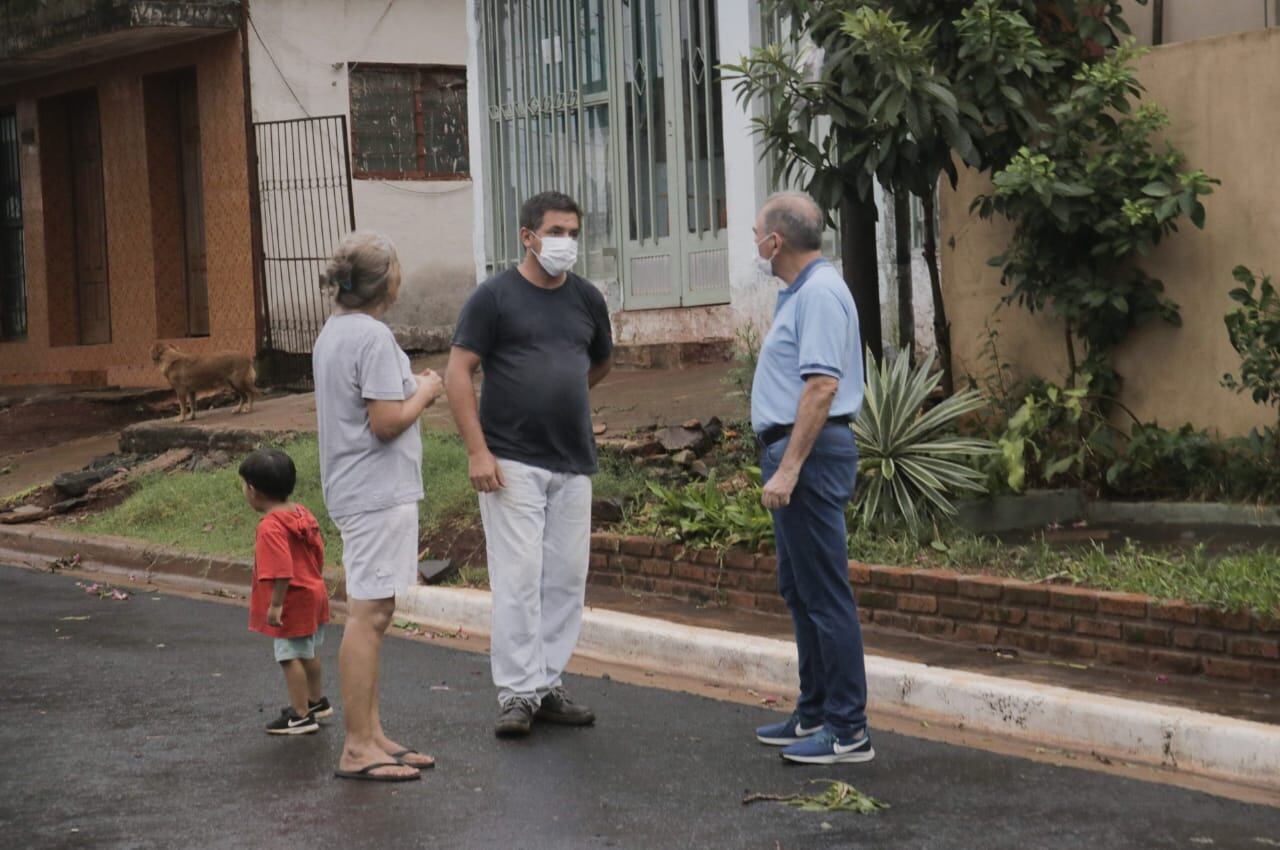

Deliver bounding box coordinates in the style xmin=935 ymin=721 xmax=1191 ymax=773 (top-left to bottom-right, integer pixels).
xmin=760 ymin=422 xmax=868 ymax=737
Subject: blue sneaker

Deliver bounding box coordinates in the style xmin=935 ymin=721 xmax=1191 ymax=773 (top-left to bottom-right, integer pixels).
xmin=755 ymin=712 xmax=824 ymax=746
xmin=781 ymin=727 xmax=875 ymax=764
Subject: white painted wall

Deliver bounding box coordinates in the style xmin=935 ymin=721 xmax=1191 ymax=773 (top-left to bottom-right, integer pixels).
xmin=721 ymin=1 xmax=783 ymax=344
xmin=246 ymin=0 xmax=474 ymax=348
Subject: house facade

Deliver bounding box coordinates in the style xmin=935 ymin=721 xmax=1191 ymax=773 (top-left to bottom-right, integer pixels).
xmin=464 ymin=0 xmax=934 ymax=362
xmin=243 ymin=0 xmax=475 ymax=359
xmin=0 ymin=0 xmax=933 ymax=386
xmin=0 ymin=0 xmax=256 ymax=386
xmin=3 ymin=1 xmax=1273 ymax=388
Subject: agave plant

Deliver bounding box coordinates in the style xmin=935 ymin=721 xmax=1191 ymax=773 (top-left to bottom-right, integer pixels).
xmin=853 ymin=350 xmax=996 ymax=535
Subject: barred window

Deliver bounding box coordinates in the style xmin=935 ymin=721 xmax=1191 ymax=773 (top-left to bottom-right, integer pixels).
xmin=0 ymin=109 xmax=26 ymax=341
xmin=349 ymin=65 xmax=469 ymax=180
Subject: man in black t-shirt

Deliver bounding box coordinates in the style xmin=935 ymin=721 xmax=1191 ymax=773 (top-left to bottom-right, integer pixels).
xmin=445 ymin=191 xmax=613 ymax=738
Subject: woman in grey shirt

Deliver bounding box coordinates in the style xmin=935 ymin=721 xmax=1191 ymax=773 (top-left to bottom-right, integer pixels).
xmin=313 ymin=231 xmax=443 ymax=782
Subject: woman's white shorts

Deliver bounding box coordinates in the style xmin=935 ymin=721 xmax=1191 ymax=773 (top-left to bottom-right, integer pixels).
xmin=335 ymin=502 xmax=419 ymax=601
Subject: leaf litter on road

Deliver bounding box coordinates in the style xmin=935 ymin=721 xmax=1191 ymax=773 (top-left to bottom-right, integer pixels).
xmin=743 ymin=780 xmax=888 ymax=815
xmin=75 ymin=581 xmax=129 ymax=601
xmin=49 ymin=554 xmax=81 ymax=572
xmin=392 ymin=618 xmax=467 ymax=640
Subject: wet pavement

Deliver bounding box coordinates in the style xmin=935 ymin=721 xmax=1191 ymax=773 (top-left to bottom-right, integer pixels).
xmin=2 ymin=566 xmax=1277 ymax=850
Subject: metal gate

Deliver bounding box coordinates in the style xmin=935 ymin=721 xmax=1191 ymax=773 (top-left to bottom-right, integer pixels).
xmin=253 ymin=114 xmax=355 ymax=390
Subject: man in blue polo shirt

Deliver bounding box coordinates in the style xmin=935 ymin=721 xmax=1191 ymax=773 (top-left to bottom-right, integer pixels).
xmin=749 ymin=192 xmax=873 ymax=765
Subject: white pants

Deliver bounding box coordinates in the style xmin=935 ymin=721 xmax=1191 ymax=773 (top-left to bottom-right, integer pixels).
xmin=479 ymin=458 xmax=592 ymax=705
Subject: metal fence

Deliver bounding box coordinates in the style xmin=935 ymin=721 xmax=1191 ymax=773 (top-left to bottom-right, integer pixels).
xmin=253 ymin=114 xmax=355 ymax=390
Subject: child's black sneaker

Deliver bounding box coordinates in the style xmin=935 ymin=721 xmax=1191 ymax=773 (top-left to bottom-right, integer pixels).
xmin=266 ymin=707 xmax=319 ymax=735
xmin=308 ymin=697 xmax=334 ymax=719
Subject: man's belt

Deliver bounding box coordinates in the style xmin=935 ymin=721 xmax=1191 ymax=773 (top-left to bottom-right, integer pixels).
xmin=757 ymin=415 xmax=854 ymax=447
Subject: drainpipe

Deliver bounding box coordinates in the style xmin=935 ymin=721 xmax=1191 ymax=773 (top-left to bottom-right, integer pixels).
xmin=238 ymin=0 xmax=271 ymax=358
xmin=1152 ymin=0 xmax=1164 ymax=45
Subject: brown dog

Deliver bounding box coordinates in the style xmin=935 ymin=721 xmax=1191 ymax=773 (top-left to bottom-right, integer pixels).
xmin=150 ymin=343 xmax=258 ymax=422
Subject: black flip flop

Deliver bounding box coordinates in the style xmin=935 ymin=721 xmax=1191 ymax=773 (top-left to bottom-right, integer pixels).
xmin=334 ymin=761 xmax=421 ymax=782
xmin=391 ymin=748 xmax=436 ymax=769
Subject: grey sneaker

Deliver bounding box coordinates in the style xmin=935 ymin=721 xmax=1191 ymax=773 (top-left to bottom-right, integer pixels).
xmin=535 ymin=687 xmax=595 ymax=726
xmin=495 ymin=696 xmax=537 ymax=738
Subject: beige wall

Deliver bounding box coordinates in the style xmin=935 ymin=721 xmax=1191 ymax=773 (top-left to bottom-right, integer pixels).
xmin=939 ymin=27 xmax=1280 ymax=436
xmin=1121 ymin=0 xmax=1274 ymax=45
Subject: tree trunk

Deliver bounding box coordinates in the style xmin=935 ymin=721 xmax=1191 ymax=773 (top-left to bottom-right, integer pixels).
xmin=893 ymin=191 xmax=915 ymax=361
xmin=840 ymin=194 xmax=882 ymax=361
xmin=1065 ymin=323 xmax=1078 ymax=388
xmin=921 ymin=191 xmax=953 ymax=396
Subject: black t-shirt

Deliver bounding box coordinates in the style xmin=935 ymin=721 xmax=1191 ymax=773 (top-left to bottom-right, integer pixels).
xmin=452 ymin=268 xmax=613 ymax=475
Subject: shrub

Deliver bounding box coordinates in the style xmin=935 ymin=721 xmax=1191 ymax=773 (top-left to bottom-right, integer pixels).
xmin=854 ymin=351 xmax=996 ymax=535
xmin=1222 ymin=266 xmax=1280 ymax=417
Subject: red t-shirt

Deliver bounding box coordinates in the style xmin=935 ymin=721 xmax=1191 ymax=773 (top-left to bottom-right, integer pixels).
xmin=249 ymin=505 xmax=331 ymax=639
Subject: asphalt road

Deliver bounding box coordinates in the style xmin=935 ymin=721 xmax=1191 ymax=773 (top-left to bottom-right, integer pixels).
xmin=1 ymin=566 xmax=1277 ymax=850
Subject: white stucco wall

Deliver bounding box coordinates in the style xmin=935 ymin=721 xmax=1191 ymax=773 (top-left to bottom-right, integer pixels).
xmin=720 ymin=2 xmax=775 ymax=345
xmin=246 ymin=0 xmax=474 ymax=347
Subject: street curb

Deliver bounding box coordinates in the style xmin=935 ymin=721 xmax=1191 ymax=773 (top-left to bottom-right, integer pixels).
xmin=0 ymin=525 xmax=254 ymax=587
xmin=0 ymin=524 xmax=351 ymax=599
xmin=3 ymin=524 xmax=1276 ymax=792
xmin=396 ymin=585 xmax=1280 ymax=794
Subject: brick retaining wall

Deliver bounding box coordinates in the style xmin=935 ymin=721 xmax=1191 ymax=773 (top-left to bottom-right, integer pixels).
xmin=588 ymin=533 xmax=1280 ymax=686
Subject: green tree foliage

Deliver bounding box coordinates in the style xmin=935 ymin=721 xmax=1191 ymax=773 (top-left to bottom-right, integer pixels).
xmin=1222 ymin=266 xmax=1280 ymax=415
xmin=977 ymin=43 xmax=1217 ymax=397
xmin=723 ymin=0 xmax=1147 ymax=392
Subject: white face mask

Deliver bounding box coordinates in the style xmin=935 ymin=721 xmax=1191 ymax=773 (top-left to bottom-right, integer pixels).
xmin=754 ymin=233 xmax=778 ymax=279
xmin=533 ymin=235 xmax=579 ymax=277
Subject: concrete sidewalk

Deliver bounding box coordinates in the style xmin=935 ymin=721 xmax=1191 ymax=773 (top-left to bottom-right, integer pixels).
xmin=117 ymin=354 xmax=747 ymax=447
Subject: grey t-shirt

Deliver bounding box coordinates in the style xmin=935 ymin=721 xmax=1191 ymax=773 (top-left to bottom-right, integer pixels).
xmin=312 ymin=312 xmax=423 ymax=519
xmin=451 ymin=268 xmax=612 ymax=475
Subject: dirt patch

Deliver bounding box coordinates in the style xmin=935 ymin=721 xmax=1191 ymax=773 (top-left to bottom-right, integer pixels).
xmin=417 ymin=513 xmax=630 ymax=575
xmin=5 ymin=479 xmax=137 ymax=516
xmin=0 ymin=390 xmax=254 ymax=461
xmin=419 ymin=519 xmax=486 ymax=571
xmin=0 ymin=400 xmax=158 ymax=458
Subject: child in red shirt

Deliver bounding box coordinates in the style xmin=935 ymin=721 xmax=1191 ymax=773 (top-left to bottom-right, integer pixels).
xmin=240 ymin=448 xmax=332 ymax=735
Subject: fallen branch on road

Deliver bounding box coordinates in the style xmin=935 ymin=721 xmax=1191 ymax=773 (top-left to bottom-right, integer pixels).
xmin=742 ymin=780 xmax=888 ymax=814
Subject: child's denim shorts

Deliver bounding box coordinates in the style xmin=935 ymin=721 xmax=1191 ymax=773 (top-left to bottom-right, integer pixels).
xmin=273 ymin=625 xmax=325 ymax=662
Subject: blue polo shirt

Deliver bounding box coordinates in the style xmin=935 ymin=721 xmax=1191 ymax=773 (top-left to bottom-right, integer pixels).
xmin=750 ymin=259 xmax=864 ymax=433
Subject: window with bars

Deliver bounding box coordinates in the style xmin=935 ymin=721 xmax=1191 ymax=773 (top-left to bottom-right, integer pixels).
xmin=349 ymin=65 xmax=470 ymax=180
xmin=0 ymin=109 xmax=25 ymax=341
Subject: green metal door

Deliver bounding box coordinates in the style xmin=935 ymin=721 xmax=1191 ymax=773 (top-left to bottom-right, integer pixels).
xmin=480 ymin=0 xmax=728 ymax=309
xmin=616 ymin=0 xmax=728 ymax=309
